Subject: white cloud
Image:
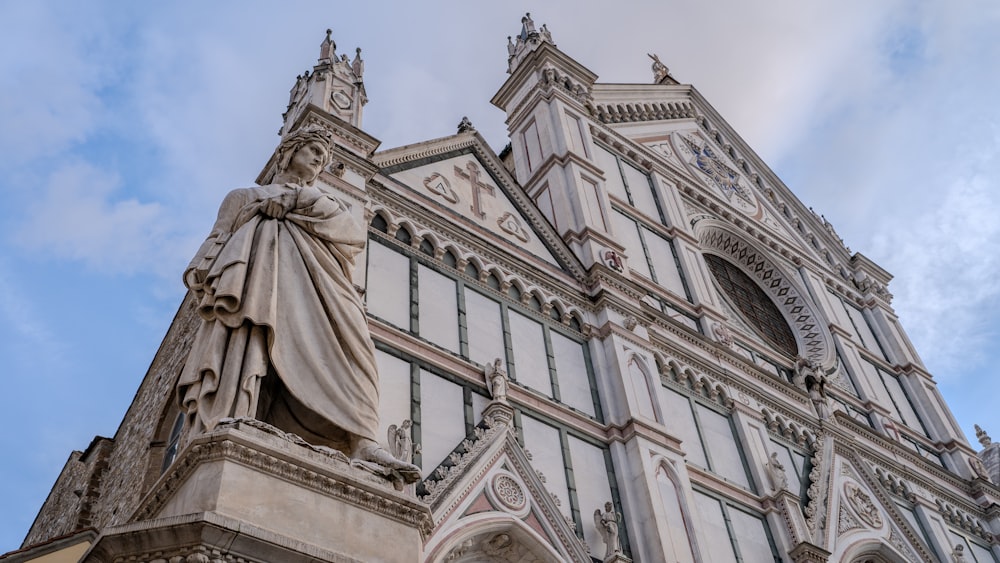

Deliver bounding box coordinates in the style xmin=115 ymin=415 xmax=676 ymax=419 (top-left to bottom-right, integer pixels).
xmin=871 ymin=160 xmax=1000 ymax=376
xmin=14 ymin=160 xmax=179 ymax=276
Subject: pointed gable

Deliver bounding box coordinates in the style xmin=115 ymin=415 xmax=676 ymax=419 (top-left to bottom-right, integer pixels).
xmin=375 ymin=133 xmax=582 ymax=276
xmin=824 ymin=453 xmax=937 ymax=562
xmin=419 ymin=404 xmax=592 ymax=563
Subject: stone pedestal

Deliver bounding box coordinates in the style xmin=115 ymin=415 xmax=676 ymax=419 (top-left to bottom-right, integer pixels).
xmin=85 ymin=420 xmax=432 ymax=563
xmin=788 ymin=541 xmax=831 ymax=563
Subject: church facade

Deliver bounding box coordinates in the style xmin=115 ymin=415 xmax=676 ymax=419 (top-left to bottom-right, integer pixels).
xmin=8 ymin=16 xmax=1000 ymax=563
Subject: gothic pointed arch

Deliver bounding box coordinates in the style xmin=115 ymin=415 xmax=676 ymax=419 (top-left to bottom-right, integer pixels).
xmin=695 ymin=220 xmax=835 ymax=366
xmin=841 ymin=540 xmax=911 ymax=563
xmin=650 ymin=456 xmax=698 ymax=563
xmin=428 ymin=514 xmax=565 ymax=563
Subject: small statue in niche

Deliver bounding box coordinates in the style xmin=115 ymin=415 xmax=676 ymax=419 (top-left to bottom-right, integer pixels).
xmin=805 ymin=371 xmax=832 ymax=421
xmin=483 ymin=533 xmax=515 ymax=557
xmin=594 ymin=501 xmax=623 ymax=559
xmin=387 ymin=419 xmax=416 ymax=464
xmin=485 ymin=358 xmax=509 ymax=403
xmin=765 ymin=451 xmax=788 ymax=492
xmin=792 ymin=356 xmax=817 ymax=390
xmin=952 ymin=544 xmax=968 ymax=563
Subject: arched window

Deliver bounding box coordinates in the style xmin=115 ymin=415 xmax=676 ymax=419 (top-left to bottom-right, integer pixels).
xmin=160 ymin=412 xmax=185 ymax=473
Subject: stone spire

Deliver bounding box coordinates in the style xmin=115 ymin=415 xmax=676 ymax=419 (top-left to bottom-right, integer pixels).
xmin=506 ymin=12 xmax=555 ymax=74
xmin=281 ymin=28 xmax=368 ymax=135
xmin=974 ymin=424 xmax=1000 ymax=485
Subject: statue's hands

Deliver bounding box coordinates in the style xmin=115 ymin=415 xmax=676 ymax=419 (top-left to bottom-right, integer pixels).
xmin=261 ymin=188 xmax=299 ymax=219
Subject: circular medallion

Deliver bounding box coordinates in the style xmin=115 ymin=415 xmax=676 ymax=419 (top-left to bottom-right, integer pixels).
xmin=845 ymin=482 xmax=883 ymax=528
xmin=492 ymin=474 xmax=526 ymax=511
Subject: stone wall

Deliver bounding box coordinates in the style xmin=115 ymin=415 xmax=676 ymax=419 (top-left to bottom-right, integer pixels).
xmin=22 ymin=438 xmax=112 ymax=547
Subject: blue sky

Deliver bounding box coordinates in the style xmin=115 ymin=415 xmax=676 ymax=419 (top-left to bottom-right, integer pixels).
xmin=2 ymin=0 xmax=999 ymax=550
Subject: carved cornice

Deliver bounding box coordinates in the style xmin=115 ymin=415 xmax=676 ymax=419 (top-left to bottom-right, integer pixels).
xmin=134 ymin=425 xmax=432 ymax=537
xmin=87 ymin=512 xmax=365 ymax=563
xmin=420 ymin=413 xmax=509 ymax=505
xmin=592 ymin=99 xmax=696 ymax=124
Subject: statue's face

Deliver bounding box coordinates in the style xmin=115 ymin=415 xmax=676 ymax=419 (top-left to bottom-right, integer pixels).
xmin=286 ymin=140 xmax=329 ymax=183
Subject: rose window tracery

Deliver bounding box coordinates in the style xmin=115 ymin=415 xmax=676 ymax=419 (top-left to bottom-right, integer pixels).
xmin=704 ymin=253 xmax=797 ymax=357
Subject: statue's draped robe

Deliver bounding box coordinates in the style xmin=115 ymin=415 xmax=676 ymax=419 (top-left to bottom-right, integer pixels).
xmin=178 ymin=183 xmax=378 ymax=449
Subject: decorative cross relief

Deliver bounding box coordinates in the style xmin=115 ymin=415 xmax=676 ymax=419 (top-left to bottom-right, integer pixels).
xmin=454 ymin=161 xmax=496 ymax=219
xmin=418 ymin=159 xmax=533 ymax=244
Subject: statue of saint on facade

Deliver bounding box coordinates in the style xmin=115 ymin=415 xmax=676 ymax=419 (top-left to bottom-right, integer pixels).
xmin=594 ymin=501 xmax=622 ymax=559
xmin=792 ymin=355 xmax=815 ymax=390
xmin=805 ymin=371 xmax=832 ymax=421
xmin=484 ymin=358 xmax=509 ymax=403
xmin=176 ymin=125 xmax=420 ymax=482
xmin=765 ymin=451 xmax=788 ymax=492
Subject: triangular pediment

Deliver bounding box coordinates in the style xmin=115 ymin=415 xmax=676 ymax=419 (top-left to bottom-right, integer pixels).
xmin=375 ymin=133 xmax=584 ymax=279
xmin=589 ymin=84 xmax=853 ymax=274
xmin=418 ymin=404 xmax=591 ymax=563
xmin=825 ymin=453 xmax=936 ymax=562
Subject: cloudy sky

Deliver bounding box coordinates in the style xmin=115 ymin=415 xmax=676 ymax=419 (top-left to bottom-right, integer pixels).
xmin=2 ymin=0 xmax=999 ymax=550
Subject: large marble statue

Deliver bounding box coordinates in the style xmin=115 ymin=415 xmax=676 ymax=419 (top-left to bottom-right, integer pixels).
xmin=177 ymin=125 xmax=419 ymax=481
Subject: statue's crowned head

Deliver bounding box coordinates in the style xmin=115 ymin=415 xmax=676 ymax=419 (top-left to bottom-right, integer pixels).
xmin=276 ymin=125 xmax=335 ymax=183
